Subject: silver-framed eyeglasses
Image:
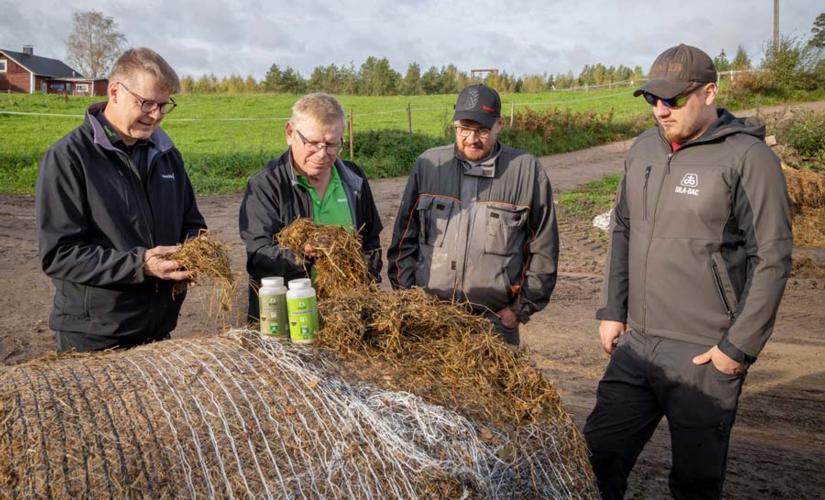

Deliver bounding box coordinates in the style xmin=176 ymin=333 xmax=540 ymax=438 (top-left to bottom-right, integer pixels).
xmin=455 ymin=124 xmax=492 ymax=139
xmin=294 ymin=129 xmax=343 ymax=155
xmin=118 ymin=82 xmax=177 ymax=115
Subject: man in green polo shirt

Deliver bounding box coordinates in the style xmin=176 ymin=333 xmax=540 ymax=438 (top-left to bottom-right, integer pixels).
xmin=239 ymin=92 xmax=383 ymax=322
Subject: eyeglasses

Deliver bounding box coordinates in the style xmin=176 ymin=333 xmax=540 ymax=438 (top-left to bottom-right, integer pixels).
xmin=117 ymin=82 xmax=177 ymax=115
xmin=456 ymin=124 xmax=492 ymax=140
xmin=294 ymin=129 xmax=343 ymax=155
xmin=643 ymin=83 xmax=703 ymax=109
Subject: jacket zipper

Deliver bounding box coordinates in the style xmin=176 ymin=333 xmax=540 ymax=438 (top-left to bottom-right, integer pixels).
xmin=641 ymin=152 xmax=673 ymax=331
xmin=643 ymin=165 xmax=652 ymax=221
xmin=711 ymin=260 xmax=736 ymax=322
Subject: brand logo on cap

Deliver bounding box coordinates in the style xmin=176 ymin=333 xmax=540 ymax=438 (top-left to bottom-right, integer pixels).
xmin=482 ymin=105 xmax=495 ymax=113
xmin=457 ymin=88 xmax=479 ymax=110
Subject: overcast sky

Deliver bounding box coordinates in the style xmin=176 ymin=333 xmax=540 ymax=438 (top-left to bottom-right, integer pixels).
xmin=1 ymin=0 xmax=821 ymax=80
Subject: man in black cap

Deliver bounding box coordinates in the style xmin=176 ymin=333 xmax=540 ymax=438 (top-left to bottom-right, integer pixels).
xmin=584 ymin=44 xmax=792 ymax=498
xmin=387 ymin=84 xmax=559 ymax=345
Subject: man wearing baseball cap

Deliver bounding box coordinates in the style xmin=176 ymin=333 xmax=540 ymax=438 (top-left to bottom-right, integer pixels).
xmin=387 ymin=83 xmax=559 ymax=345
xmin=584 ymin=44 xmax=792 ymax=498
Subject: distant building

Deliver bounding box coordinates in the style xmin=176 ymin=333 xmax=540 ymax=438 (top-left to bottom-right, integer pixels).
xmin=0 ymin=45 xmax=108 ymax=96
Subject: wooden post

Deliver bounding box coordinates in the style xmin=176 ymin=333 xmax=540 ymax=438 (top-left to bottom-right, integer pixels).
xmin=773 ymin=0 xmax=779 ymax=53
xmin=407 ymin=103 xmax=412 ymax=135
xmin=509 ymin=103 xmax=515 ymax=127
xmin=348 ymin=107 xmax=354 ymax=160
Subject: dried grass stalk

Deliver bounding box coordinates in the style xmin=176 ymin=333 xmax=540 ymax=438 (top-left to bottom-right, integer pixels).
xmin=167 ymin=230 xmax=235 ymax=312
xmin=276 ymin=219 xmax=369 ymax=299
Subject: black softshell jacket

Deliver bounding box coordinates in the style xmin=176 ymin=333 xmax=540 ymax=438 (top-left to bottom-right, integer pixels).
xmin=36 ymin=103 xmax=207 ymax=350
xmin=239 ymin=151 xmax=383 ymax=320
xmin=597 ymin=109 xmax=792 ymax=362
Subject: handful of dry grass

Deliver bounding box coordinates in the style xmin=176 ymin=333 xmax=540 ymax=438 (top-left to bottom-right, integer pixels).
xmin=167 ymin=230 xmax=235 ymax=311
xmin=276 ymin=218 xmax=369 ymax=298
xmin=782 ymin=165 xmax=825 ymax=247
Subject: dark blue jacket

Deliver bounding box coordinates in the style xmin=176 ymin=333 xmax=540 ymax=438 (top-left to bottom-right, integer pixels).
xmin=35 ymin=102 xmax=206 ymax=351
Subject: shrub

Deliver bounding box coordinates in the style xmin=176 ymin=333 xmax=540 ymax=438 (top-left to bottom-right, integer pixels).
xmin=497 ymin=108 xmax=652 ymax=156
xmin=346 ymin=129 xmax=446 ymax=178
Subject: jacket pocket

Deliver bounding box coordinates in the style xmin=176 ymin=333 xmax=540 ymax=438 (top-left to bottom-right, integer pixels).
xmin=484 ymin=205 xmax=528 ymax=256
xmin=710 ymin=254 xmax=738 ymax=322
xmin=417 ymin=196 xmax=456 ymax=247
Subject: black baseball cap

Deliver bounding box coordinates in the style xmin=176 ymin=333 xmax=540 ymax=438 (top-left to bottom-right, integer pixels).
xmin=453 ymin=84 xmax=501 ymax=128
xmin=633 ymin=44 xmax=717 ymax=99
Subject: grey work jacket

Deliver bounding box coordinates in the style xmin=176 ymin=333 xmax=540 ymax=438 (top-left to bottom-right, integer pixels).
xmin=388 ymin=143 xmax=559 ymax=322
xmin=597 ymin=109 xmax=793 ymax=363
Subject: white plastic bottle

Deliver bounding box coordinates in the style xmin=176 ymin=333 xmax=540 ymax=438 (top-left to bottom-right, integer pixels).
xmin=259 ymin=277 xmax=288 ymax=339
xmin=286 ymin=279 xmax=319 ymax=344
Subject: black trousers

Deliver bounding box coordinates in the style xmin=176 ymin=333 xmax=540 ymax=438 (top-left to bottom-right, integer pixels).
xmin=584 ymin=330 xmax=745 ymax=500
xmin=56 ymin=331 xmax=171 ymax=353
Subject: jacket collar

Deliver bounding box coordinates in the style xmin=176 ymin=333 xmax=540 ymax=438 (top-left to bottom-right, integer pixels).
xmin=86 ymin=102 xmax=175 ymax=155
xmin=455 ymin=141 xmax=502 ymax=178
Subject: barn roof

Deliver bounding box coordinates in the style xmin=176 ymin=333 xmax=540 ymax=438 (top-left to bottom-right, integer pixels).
xmin=0 ymin=49 xmax=84 ymax=78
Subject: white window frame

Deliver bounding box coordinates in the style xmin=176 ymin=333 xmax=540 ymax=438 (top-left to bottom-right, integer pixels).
xmin=75 ymin=83 xmax=89 ymax=93
xmin=0 ymin=59 xmax=7 ymax=73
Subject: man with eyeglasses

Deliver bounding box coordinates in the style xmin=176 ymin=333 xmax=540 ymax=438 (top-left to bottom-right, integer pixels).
xmin=35 ymin=47 xmax=206 ymax=352
xmin=584 ymin=44 xmax=792 ymax=499
xmin=387 ymin=83 xmax=559 ymax=345
xmin=239 ymin=92 xmax=382 ymax=321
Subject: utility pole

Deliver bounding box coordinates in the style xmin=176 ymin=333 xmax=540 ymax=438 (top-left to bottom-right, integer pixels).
xmin=773 ymin=0 xmax=779 ymax=53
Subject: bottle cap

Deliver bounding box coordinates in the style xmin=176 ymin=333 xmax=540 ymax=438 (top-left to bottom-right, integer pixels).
xmin=261 ymin=277 xmax=284 ymax=288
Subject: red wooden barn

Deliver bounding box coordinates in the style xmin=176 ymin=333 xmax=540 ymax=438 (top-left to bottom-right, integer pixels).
xmin=0 ymin=45 xmax=108 ymax=96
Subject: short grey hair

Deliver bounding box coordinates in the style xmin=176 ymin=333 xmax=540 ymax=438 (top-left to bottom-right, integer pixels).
xmin=289 ymin=92 xmax=346 ymax=131
xmin=109 ymin=47 xmax=181 ymax=94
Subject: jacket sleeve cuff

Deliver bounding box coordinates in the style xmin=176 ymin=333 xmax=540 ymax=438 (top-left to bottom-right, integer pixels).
xmin=596 ymin=307 xmax=626 ymax=322
xmin=510 ymin=304 xmax=532 ymax=325
xmin=718 ymin=337 xmax=757 ymax=365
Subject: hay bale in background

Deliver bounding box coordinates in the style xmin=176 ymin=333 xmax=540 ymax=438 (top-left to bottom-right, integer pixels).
xmin=782 ymin=166 xmax=825 ymax=247
xmin=0 ymin=331 xmax=598 ymax=498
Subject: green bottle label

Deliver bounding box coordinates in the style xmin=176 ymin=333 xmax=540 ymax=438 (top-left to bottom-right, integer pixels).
xmin=287 ymin=295 xmax=318 ymax=343
xmin=260 ymin=293 xmax=288 ymax=338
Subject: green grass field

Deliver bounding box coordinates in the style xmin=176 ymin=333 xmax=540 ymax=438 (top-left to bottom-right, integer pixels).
xmin=1 ymin=84 xmax=822 ymax=194
xmin=0 ymin=88 xmax=648 ymax=194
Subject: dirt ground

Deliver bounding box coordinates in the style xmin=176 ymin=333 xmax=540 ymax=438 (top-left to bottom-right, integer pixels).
xmin=2 ymin=102 xmax=824 ymax=498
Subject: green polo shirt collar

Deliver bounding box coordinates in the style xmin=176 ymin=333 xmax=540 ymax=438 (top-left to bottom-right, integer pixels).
xmin=294 ymin=163 xmax=353 ymax=229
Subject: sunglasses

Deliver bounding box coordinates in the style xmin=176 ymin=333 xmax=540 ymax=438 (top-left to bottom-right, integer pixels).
xmin=642 ymin=83 xmax=704 ymax=109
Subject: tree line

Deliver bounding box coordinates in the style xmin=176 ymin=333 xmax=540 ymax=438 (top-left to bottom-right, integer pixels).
xmin=180 ymin=58 xmax=653 ymax=95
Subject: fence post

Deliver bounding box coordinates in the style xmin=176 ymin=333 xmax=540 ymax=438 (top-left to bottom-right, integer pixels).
xmin=348 ymin=107 xmax=354 ymax=160
xmin=509 ymin=103 xmax=515 ymax=127
xmin=407 ymin=103 xmax=412 ymax=135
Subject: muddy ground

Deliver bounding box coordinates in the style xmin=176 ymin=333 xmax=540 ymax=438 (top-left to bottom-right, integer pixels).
xmin=2 ymin=103 xmax=824 ymax=498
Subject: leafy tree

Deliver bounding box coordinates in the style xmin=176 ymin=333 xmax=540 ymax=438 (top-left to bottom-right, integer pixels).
xmin=714 ymin=50 xmax=731 ymax=72
xmin=179 ymin=75 xmax=195 ymax=93
xmin=66 ymin=10 xmax=126 ymax=79
xmin=401 ymin=62 xmax=423 ymax=95
xmin=810 ymin=12 xmax=825 ymax=48
xmin=731 ymin=45 xmax=752 ymax=70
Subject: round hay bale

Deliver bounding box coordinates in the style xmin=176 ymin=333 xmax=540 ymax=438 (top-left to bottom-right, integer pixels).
xmin=0 ymin=331 xmax=597 ymax=498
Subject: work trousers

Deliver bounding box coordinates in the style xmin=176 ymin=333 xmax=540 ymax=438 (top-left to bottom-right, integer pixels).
xmin=584 ymin=330 xmax=746 ymax=500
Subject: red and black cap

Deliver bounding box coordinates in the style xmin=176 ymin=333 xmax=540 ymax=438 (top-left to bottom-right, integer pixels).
xmin=453 ymin=84 xmax=501 ymax=128
xmin=634 ymin=44 xmax=717 ymax=99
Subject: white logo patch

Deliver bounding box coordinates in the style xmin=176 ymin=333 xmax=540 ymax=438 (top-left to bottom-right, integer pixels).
xmin=680 ymin=173 xmax=699 ymax=188
xmin=161 ymin=173 xmax=176 ymax=181
xmin=675 ymin=172 xmax=700 ymax=196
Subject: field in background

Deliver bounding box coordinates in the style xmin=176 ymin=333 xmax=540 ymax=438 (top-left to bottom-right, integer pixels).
xmin=2 ymin=83 xmax=823 ymax=194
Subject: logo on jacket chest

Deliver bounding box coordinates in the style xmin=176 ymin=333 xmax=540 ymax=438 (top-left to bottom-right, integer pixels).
xmin=675 ymin=173 xmax=700 ymax=196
